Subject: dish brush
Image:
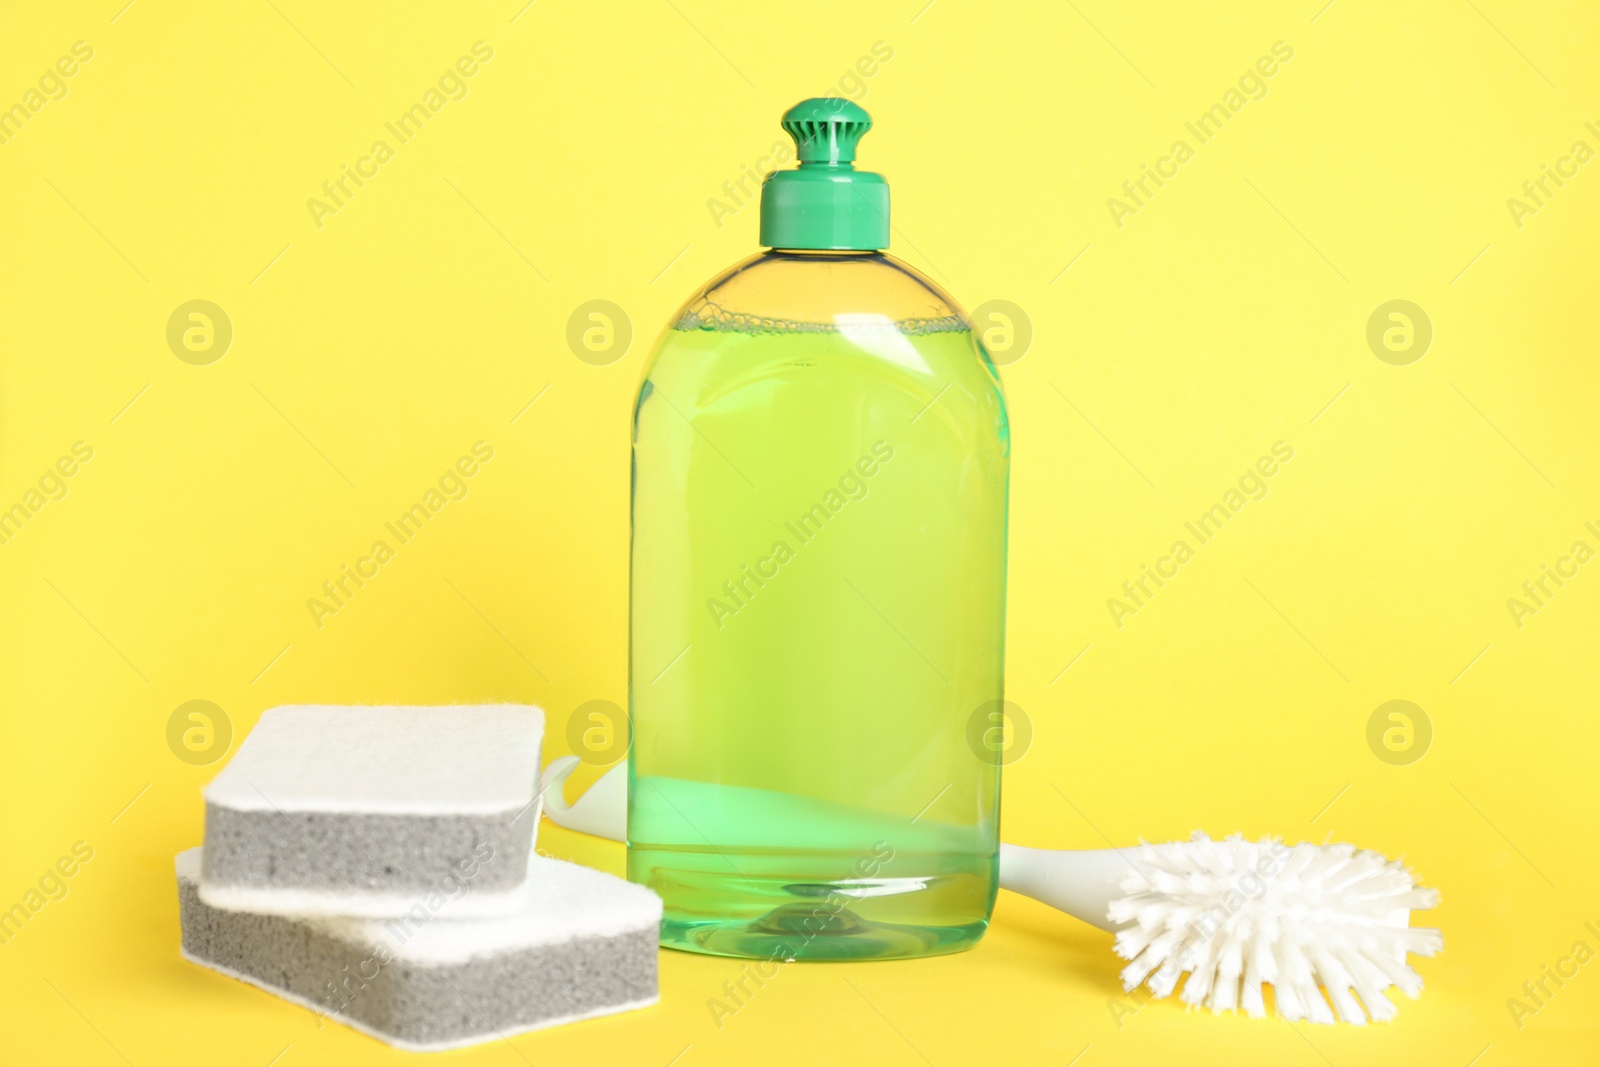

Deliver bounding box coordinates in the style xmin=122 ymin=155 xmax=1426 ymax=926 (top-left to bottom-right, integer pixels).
xmin=541 ymin=758 xmax=1442 ymax=1023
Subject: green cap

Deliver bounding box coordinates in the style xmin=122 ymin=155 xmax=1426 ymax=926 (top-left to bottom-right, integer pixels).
xmin=759 ymin=99 xmax=889 ymax=251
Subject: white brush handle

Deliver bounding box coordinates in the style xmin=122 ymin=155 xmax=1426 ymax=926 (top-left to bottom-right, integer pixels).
xmin=540 ymin=758 xmax=628 ymax=841
xmin=997 ymin=843 xmax=1145 ymax=933
xmin=541 ymin=760 xmax=1137 ymax=932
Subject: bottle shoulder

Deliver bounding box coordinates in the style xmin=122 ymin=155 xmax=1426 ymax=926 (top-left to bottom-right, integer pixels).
xmin=669 ymin=251 xmax=969 ymax=333
xmin=637 ymin=252 xmax=1005 ymax=391
xmin=633 ymin=252 xmax=1009 ymax=451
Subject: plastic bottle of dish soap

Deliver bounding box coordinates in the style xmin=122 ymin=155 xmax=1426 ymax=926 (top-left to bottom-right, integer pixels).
xmin=629 ymin=99 xmax=1010 ymax=961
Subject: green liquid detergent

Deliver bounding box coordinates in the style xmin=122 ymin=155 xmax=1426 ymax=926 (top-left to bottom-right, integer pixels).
xmin=629 ymin=100 xmax=1010 ymax=960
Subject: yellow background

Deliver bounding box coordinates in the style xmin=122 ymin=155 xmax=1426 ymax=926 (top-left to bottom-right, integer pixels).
xmin=2 ymin=0 xmax=1598 ymax=1064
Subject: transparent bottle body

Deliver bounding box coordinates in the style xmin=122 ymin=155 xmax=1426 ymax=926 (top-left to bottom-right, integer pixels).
xmin=628 ymin=251 xmax=1009 ymax=960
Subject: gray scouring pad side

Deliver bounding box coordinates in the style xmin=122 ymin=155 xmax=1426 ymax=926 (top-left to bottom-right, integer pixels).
xmin=201 ymin=705 xmax=543 ymax=918
xmin=177 ymin=848 xmax=661 ymax=1052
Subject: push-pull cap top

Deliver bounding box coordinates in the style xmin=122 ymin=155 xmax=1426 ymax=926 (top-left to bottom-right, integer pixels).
xmin=759 ymin=98 xmax=889 ymax=251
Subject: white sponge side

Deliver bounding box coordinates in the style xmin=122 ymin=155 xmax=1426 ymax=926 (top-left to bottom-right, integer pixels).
xmin=203 ymin=704 xmax=543 ymax=815
xmin=178 ymin=848 xmax=662 ymax=963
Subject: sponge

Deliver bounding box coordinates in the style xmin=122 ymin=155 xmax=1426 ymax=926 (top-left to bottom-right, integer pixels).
xmin=201 ymin=705 xmax=542 ymax=918
xmin=177 ymin=848 xmax=661 ymax=1051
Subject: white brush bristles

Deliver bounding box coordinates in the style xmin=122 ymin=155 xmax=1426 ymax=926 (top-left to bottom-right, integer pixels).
xmin=1107 ymin=833 xmax=1443 ymax=1024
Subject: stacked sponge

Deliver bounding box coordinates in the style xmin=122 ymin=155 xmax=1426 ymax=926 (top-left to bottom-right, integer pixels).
xmin=177 ymin=705 xmax=660 ymax=1052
